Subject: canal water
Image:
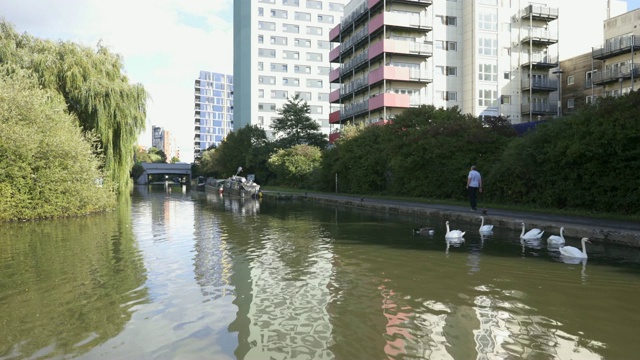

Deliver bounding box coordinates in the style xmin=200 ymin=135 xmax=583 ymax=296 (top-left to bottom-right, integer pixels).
xmin=1 ymin=186 xmax=639 ymax=359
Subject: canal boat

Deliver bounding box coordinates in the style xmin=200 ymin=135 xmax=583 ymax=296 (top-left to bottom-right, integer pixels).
xmin=223 ymin=167 xmax=261 ymax=198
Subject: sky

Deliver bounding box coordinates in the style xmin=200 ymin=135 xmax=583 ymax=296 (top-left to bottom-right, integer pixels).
xmin=0 ymin=0 xmax=639 ymax=162
xmin=0 ymin=0 xmax=234 ymax=163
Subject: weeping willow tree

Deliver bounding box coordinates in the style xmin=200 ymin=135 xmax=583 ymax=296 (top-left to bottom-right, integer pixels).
xmin=0 ymin=20 xmax=147 ymax=193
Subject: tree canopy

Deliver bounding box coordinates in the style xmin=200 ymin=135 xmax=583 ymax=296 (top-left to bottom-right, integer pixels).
xmin=0 ymin=20 xmax=147 ymax=193
xmin=270 ymin=95 xmax=328 ymax=149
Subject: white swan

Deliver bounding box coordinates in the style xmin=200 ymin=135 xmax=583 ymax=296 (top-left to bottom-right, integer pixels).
xmin=547 ymin=227 xmax=565 ymax=245
xmin=479 ymin=216 xmax=493 ymax=233
xmin=445 ymin=221 xmax=465 ymax=239
xmin=520 ymin=222 xmax=544 ymax=240
xmin=560 ymin=237 xmax=591 ymax=259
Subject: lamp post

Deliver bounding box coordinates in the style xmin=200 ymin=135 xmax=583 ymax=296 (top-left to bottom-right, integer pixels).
xmin=552 ymin=67 xmax=564 ymax=118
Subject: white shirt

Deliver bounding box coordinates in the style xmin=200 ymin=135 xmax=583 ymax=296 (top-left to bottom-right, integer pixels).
xmin=468 ymin=170 xmax=481 ymax=188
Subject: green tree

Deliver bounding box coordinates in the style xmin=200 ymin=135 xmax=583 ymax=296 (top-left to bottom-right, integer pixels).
xmin=170 ymin=156 xmax=180 ymax=163
xmin=209 ymin=125 xmax=269 ymax=179
xmin=0 ymin=69 xmax=116 ymax=221
xmin=267 ymin=145 xmax=322 ymax=188
xmin=271 ymin=95 xmax=328 ymax=149
xmin=0 ymin=21 xmax=147 ymax=193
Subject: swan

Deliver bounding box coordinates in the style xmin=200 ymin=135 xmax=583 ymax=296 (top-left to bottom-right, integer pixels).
xmin=520 ymin=222 xmax=544 ymax=240
xmin=560 ymin=237 xmax=591 ymax=259
xmin=445 ymin=221 xmax=465 ymax=239
xmin=547 ymin=227 xmax=566 ymax=245
xmin=479 ymin=216 xmax=494 ymax=233
xmin=413 ymin=224 xmax=435 ymax=236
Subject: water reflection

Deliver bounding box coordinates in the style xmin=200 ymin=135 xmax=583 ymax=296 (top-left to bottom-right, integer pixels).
xmin=2 ymin=190 xmax=640 ymax=359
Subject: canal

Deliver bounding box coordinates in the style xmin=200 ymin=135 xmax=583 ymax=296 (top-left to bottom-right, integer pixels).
xmin=1 ymin=186 xmax=639 ymax=359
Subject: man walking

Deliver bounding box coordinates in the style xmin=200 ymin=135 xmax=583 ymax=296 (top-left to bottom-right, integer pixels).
xmin=466 ymin=165 xmax=482 ymax=211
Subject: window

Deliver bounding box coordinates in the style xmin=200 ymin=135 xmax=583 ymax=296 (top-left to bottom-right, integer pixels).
xmin=306 ymin=0 xmax=322 ymax=9
xmin=259 ymin=75 xmax=276 ymax=84
xmin=317 ymin=40 xmax=331 ymax=50
xmin=271 ymin=9 xmax=287 ymax=18
xmin=271 ymin=63 xmax=288 ymax=72
xmin=295 ymin=12 xmax=311 ymax=21
xmin=258 ymin=0 xmax=275 ymax=3
xmin=294 ymin=38 xmax=311 ymax=47
xmin=258 ymin=103 xmax=277 ymax=112
xmin=438 ymin=91 xmax=457 ymax=101
xmin=306 ymin=26 xmax=322 ymax=36
xmin=283 ymin=0 xmax=299 ymax=5
xmin=283 ymin=23 xmax=300 ymax=33
xmin=258 ymin=21 xmax=276 ymax=31
xmin=478 ymin=63 xmax=497 ymax=81
xmin=258 ymin=48 xmax=276 ymax=58
xmin=270 ymin=36 xmax=287 ymax=45
xmin=271 ymin=90 xmax=289 ymax=99
xmin=504 ymin=71 xmax=510 ymax=80
xmin=296 ymin=91 xmax=312 ymax=100
xmin=567 ymin=75 xmax=575 ymax=85
xmin=436 ymin=66 xmax=457 ymax=76
xmin=310 ymin=105 xmax=323 ymax=114
xmin=306 ymin=52 xmax=322 ymax=62
xmin=317 ymin=66 xmax=330 ymax=75
xmin=294 ymin=65 xmax=311 ymax=73
xmin=258 ymin=7 xmax=264 ymax=16
xmin=258 ymin=89 xmax=264 ymax=98
xmin=478 ymin=9 xmax=498 ymax=31
xmin=478 ymin=36 xmax=498 ymax=56
xmin=437 ymin=15 xmax=457 ymax=26
xmin=317 ymin=93 xmax=329 ymax=101
xmin=258 ymin=62 xmax=264 ymax=71
xmin=258 ymin=35 xmax=264 ymax=44
xmin=501 ymin=95 xmax=511 ymax=104
xmin=282 ymin=77 xmax=300 ymax=86
xmin=306 ymin=79 xmax=323 ymax=88
xmin=567 ymin=98 xmax=575 ymax=109
xmin=478 ymin=88 xmax=498 ymax=107
xmin=283 ymin=50 xmax=299 ymax=59
xmin=436 ymin=41 xmax=457 ymax=51
xmin=329 ymin=2 xmax=344 ymax=11
xmin=317 ymin=14 xmax=334 ymax=23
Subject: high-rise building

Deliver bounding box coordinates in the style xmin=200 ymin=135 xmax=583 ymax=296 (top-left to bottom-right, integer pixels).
xmin=233 ymin=0 xmax=350 ymax=139
xmin=328 ymin=0 xmax=626 ymax=143
xmin=151 ymin=126 xmax=178 ymax=162
xmin=194 ymin=71 xmax=234 ymax=159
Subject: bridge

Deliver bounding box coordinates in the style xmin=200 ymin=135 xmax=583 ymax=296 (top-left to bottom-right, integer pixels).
xmin=135 ymin=163 xmax=192 ymax=185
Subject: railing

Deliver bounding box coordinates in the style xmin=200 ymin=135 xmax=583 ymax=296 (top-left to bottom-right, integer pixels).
xmin=340 ymin=1 xmax=368 ymax=29
xmin=592 ymin=64 xmax=640 ymax=84
xmin=341 ymin=100 xmax=369 ymax=118
xmin=593 ymin=35 xmax=640 ymax=59
xmin=521 ymin=78 xmax=558 ymax=90
xmin=521 ymin=5 xmax=558 ymax=19
xmin=340 ymin=52 xmax=369 ymax=76
xmin=521 ymin=28 xmax=557 ymax=43
xmin=341 ymin=27 xmax=369 ymax=54
xmin=521 ymin=103 xmax=554 ymax=114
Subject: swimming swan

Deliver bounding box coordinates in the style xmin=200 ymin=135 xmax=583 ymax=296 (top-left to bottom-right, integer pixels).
xmin=479 ymin=216 xmax=494 ymax=233
xmin=445 ymin=221 xmax=465 ymax=239
xmin=520 ymin=222 xmax=544 ymax=240
xmin=560 ymin=237 xmax=591 ymax=259
xmin=547 ymin=227 xmax=566 ymax=245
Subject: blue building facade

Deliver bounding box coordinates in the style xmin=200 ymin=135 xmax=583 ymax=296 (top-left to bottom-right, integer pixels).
xmin=194 ymin=71 xmax=233 ymax=159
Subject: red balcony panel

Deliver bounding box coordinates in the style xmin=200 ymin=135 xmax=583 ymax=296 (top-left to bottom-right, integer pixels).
xmin=329 ymin=46 xmax=341 ymax=63
xmin=369 ymin=40 xmax=384 ymax=59
xmin=369 ymin=66 xmax=411 ymax=84
xmin=329 ymin=110 xmax=341 ymax=124
xmin=368 ymin=0 xmax=381 ymax=8
xmin=370 ymin=119 xmax=390 ymax=126
xmin=369 ymin=13 xmax=383 ymax=34
xmin=329 ymin=132 xmax=341 ymax=143
xmin=329 ymin=89 xmax=340 ymax=103
xmin=329 ymin=24 xmax=341 ymax=42
xmin=369 ymin=93 xmax=410 ymax=111
xmin=329 ymin=67 xmax=340 ymax=83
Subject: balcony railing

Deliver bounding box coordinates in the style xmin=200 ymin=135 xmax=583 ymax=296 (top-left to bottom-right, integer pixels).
xmin=340 ymin=52 xmax=369 ymax=76
xmin=521 ymin=78 xmax=558 ymax=91
xmin=592 ymin=64 xmax=640 ymax=85
xmin=521 ymin=54 xmax=558 ymax=67
xmin=341 ymin=100 xmax=369 ymax=119
xmin=341 ymin=27 xmax=369 ymax=55
xmin=520 ymin=28 xmax=558 ymax=44
xmin=593 ymin=35 xmax=640 ymax=60
xmin=340 ymin=1 xmax=368 ymax=30
xmin=520 ymin=5 xmax=558 ymax=20
xmin=521 ymin=103 xmax=554 ymax=114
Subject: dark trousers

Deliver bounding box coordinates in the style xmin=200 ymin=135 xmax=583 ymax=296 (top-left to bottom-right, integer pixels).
xmin=468 ymin=187 xmax=479 ymax=210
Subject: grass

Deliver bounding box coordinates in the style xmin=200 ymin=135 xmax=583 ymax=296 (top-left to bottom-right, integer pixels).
xmin=262 ymin=186 xmax=640 ymax=223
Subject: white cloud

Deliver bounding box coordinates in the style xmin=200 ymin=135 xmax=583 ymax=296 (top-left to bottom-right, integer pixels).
xmin=0 ymin=0 xmax=234 ymax=162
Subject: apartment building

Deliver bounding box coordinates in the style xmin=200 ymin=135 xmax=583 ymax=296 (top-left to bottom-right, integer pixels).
xmin=328 ymin=0 xmax=627 ymax=142
xmin=152 ymin=126 xmax=178 ymax=162
xmin=194 ymin=71 xmax=234 ymax=159
xmin=233 ymin=0 xmax=349 ymax=138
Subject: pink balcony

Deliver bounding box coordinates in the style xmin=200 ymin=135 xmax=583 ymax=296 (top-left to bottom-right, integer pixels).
xmin=369 ymin=66 xmax=411 ymax=84
xmin=329 ymin=24 xmax=341 ymax=42
xmin=329 ymin=132 xmax=341 ymax=143
xmin=369 ymin=13 xmax=384 ymax=34
xmin=368 ymin=93 xmax=410 ymax=111
xmin=329 ymin=46 xmax=341 ymax=63
xmin=329 ymin=89 xmax=340 ymax=103
xmin=369 ymin=39 xmax=431 ymax=59
xmin=329 ymin=67 xmax=340 ymax=83
xmin=329 ymin=110 xmax=341 ymax=124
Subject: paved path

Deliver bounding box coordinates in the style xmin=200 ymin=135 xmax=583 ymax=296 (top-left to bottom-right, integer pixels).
xmin=264 ymin=191 xmax=640 ymax=247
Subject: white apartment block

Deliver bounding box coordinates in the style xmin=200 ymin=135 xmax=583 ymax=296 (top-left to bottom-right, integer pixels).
xmin=233 ymin=0 xmax=350 ymax=138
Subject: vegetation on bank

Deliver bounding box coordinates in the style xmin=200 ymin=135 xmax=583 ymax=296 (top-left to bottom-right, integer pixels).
xmin=0 ymin=71 xmax=116 ymax=221
xmin=0 ymin=20 xmax=147 ymax=194
xmin=197 ymin=91 xmax=640 ymax=217
xmin=0 ymin=20 xmax=147 ymax=221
